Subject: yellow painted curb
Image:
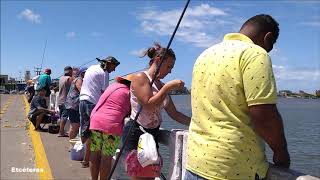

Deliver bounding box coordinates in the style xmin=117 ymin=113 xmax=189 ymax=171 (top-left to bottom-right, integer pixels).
xmin=23 ymin=95 xmax=53 ymax=180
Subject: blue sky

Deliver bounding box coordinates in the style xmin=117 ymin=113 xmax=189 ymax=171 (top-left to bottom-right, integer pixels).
xmin=1 ymin=0 xmax=319 ymax=93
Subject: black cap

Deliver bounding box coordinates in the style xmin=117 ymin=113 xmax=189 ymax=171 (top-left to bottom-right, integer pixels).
xmin=64 ymin=66 xmax=72 ymax=73
xmin=97 ymin=56 xmax=120 ymax=66
xmin=64 ymin=66 xmax=72 ymax=71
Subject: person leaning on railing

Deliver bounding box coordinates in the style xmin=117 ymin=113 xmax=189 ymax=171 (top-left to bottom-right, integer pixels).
xmin=79 ymin=56 xmax=120 ymax=168
xmin=122 ymin=42 xmax=191 ymax=180
xmin=185 ymin=14 xmax=290 ymax=180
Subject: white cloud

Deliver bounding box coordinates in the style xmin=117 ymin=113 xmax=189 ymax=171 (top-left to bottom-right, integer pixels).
xmin=130 ymin=48 xmax=147 ymax=57
xmin=273 ymin=65 xmax=320 ymax=81
xmin=89 ymin=32 xmax=103 ymax=37
xmin=186 ymin=4 xmax=227 ymax=17
xmin=270 ymin=47 xmax=288 ymax=63
xmin=300 ymin=21 xmax=320 ymax=27
xmin=18 ymin=9 xmax=41 ymax=24
xmin=66 ymin=32 xmax=76 ymax=38
xmin=271 ymin=47 xmax=320 ymax=92
xmin=299 ymin=15 xmax=320 ymax=27
xmin=137 ymin=4 xmax=239 ymax=48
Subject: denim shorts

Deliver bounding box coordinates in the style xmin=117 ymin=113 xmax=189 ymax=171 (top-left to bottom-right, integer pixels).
xmin=66 ymin=109 xmax=80 ymax=123
xmin=184 ymin=170 xmax=207 ymax=180
xmin=59 ymin=104 xmax=68 ymax=122
xmin=184 ymin=170 xmax=265 ymax=180
xmin=79 ymin=100 xmax=95 ymax=138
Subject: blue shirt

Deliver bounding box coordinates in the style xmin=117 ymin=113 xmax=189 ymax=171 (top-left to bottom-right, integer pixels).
xmin=38 ymin=73 xmax=51 ymax=90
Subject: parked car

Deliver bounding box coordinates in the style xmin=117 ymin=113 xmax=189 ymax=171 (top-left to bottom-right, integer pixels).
xmin=0 ymin=90 xmax=10 ymax=94
xmin=10 ymin=90 xmax=17 ymax=94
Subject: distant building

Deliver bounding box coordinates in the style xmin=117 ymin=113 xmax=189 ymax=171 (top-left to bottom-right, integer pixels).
xmin=316 ymin=90 xmax=320 ymax=97
xmin=278 ymin=90 xmax=292 ymax=97
xmin=24 ymin=70 xmax=31 ymax=82
xmin=0 ymin=75 xmax=9 ymax=85
xmin=299 ymin=90 xmax=316 ymax=99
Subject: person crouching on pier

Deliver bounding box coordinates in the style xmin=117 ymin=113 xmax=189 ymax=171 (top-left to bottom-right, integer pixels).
xmin=28 ymin=88 xmax=55 ymax=131
xmin=89 ymin=75 xmax=132 ymax=180
xmin=122 ymin=42 xmax=191 ymax=180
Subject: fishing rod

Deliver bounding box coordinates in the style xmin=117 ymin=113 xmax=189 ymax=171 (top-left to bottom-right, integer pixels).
xmin=107 ymin=0 xmax=191 ymax=179
xmin=109 ymin=67 xmax=148 ymax=82
xmin=53 ymin=57 xmax=101 ymax=80
xmin=40 ymin=39 xmax=48 ymax=70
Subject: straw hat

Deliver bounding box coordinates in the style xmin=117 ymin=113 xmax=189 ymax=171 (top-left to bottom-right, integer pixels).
xmin=116 ymin=74 xmax=133 ymax=83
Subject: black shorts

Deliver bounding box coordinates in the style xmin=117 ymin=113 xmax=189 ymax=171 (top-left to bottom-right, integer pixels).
xmin=121 ymin=120 xmax=160 ymax=153
xmin=67 ymin=109 xmax=80 ymax=123
xmin=28 ymin=112 xmax=51 ymax=126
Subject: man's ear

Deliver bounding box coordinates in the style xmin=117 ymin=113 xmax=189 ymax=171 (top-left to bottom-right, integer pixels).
xmin=264 ymin=32 xmax=274 ymax=44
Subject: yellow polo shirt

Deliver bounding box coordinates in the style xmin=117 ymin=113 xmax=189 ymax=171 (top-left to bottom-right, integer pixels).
xmin=186 ymin=33 xmax=277 ymax=180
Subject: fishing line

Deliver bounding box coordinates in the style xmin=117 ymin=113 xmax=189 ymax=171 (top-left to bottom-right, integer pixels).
xmin=107 ymin=0 xmax=190 ymax=179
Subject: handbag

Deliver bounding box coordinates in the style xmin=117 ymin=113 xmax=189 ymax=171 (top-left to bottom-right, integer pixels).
xmin=125 ymin=150 xmax=162 ymax=177
xmin=137 ymin=126 xmax=160 ymax=167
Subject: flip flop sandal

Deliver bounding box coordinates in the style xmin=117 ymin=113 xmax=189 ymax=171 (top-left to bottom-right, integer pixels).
xmin=57 ymin=134 xmax=69 ymax=137
xmin=81 ymin=161 xmax=89 ymax=168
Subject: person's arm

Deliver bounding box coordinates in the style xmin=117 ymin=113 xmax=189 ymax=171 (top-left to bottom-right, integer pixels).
xmin=241 ymin=50 xmax=290 ymax=168
xmin=164 ymin=96 xmax=190 ymax=126
xmin=47 ymin=76 xmax=52 ymax=87
xmin=131 ymin=73 xmax=183 ymax=108
xmin=67 ymin=76 xmax=73 ymax=85
xmin=249 ymin=104 xmax=290 ymax=168
xmin=36 ymin=99 xmax=55 ymax=114
xmin=37 ymin=106 xmax=55 ymax=114
xmin=75 ymin=79 xmax=83 ymax=92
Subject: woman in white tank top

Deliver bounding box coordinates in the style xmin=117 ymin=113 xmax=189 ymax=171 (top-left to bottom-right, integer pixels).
xmin=123 ymin=42 xmax=191 ymax=180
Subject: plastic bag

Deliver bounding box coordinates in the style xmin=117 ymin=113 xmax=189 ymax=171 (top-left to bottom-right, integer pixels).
xmin=137 ymin=126 xmax=159 ymax=167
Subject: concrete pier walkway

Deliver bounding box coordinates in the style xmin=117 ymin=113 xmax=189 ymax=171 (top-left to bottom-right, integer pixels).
xmin=0 ymin=94 xmax=91 ymax=180
xmin=1 ymin=94 xmax=37 ymax=179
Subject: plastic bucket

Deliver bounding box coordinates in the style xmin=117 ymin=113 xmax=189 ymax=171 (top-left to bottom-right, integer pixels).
xmin=69 ymin=138 xmax=81 ymax=147
xmin=70 ymin=141 xmax=85 ymax=161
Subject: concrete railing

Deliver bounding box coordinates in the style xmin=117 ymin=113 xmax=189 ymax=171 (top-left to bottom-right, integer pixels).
xmin=158 ymin=129 xmax=319 ymax=180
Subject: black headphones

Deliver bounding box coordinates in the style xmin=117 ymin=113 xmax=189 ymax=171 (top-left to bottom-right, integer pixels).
xmin=100 ymin=61 xmax=108 ymax=70
xmin=96 ymin=58 xmax=108 ymax=70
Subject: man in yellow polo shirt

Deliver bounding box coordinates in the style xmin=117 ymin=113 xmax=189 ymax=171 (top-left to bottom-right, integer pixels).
xmin=186 ymin=14 xmax=290 ymax=180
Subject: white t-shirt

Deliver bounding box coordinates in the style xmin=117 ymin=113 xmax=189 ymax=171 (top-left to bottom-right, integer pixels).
xmin=32 ymin=75 xmax=40 ymax=90
xmin=80 ymin=64 xmax=109 ymax=104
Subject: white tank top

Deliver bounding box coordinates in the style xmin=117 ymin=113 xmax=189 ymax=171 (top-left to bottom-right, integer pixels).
xmin=130 ymin=71 xmax=169 ymax=129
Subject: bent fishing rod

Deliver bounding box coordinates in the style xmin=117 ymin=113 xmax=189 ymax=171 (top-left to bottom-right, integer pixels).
xmin=107 ymin=0 xmax=191 ymax=179
xmin=53 ymin=56 xmax=147 ymax=81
